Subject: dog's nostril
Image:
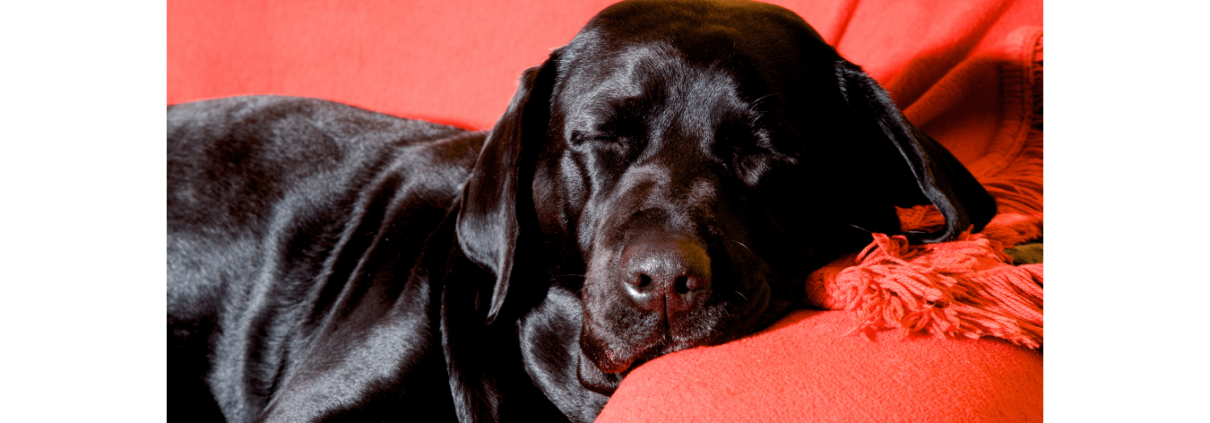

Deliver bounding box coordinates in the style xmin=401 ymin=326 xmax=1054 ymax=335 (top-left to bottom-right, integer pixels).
xmin=673 ymin=276 xmax=689 ymax=294
xmin=673 ymin=275 xmax=707 ymax=295
xmin=636 ymin=274 xmax=652 ymax=288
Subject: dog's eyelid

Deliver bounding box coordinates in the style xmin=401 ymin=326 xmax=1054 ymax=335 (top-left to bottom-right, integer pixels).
xmin=716 ymin=134 xmax=773 ymax=157
xmin=592 ymin=134 xmax=623 ymax=144
xmin=574 ymin=131 xmax=590 ymax=144
xmin=570 ymin=130 xmax=615 ymax=145
xmin=713 ymin=113 xmax=774 ymax=143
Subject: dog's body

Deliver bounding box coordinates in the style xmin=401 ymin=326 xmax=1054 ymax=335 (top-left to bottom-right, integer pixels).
xmin=168 ymin=1 xmax=996 ymax=422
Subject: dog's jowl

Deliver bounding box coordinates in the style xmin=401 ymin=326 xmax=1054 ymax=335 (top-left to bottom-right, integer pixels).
xmin=167 ymin=1 xmax=996 ymax=422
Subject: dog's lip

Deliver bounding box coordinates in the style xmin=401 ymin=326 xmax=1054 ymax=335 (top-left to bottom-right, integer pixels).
xmin=590 ymin=307 xmax=758 ymax=375
xmin=616 ymin=356 xmax=652 ymax=377
xmin=584 ymin=273 xmax=780 ymax=374
xmin=594 ymin=346 xmax=664 ymax=375
xmin=594 ymin=353 xmax=634 ymax=374
xmin=593 ymin=327 xmax=739 ymax=375
xmin=592 ymin=335 xmax=664 ymax=373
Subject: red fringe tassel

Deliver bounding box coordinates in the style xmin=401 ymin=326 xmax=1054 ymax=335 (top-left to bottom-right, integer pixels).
xmin=807 ymin=231 xmax=1043 ymax=349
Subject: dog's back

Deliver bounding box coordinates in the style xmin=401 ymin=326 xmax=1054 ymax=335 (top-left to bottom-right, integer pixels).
xmin=168 ymin=96 xmax=482 ymax=422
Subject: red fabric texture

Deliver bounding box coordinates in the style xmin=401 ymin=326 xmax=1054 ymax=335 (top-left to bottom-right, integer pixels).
xmin=596 ymin=310 xmax=1043 ymax=423
xmin=169 ymin=0 xmax=1042 ymax=421
xmin=168 ymin=0 xmax=619 ymax=129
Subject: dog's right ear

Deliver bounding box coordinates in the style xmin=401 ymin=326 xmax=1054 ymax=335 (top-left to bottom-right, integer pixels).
xmin=455 ymin=50 xmax=561 ymax=325
xmin=813 ymin=60 xmax=997 ymax=245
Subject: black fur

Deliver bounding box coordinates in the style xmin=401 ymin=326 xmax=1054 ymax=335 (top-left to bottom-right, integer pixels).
xmin=167 ymin=1 xmax=996 ymax=422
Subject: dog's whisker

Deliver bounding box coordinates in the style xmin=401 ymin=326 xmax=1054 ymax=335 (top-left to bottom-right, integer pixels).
xmin=748 ymin=93 xmax=783 ymax=111
xmin=550 ymin=274 xmax=586 ymax=282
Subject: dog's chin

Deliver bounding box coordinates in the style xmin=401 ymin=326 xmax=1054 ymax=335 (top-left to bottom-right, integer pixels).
xmin=577 ymin=346 xmax=627 ymax=395
xmin=593 ymin=342 xmax=666 ymax=374
xmin=577 ymin=342 xmax=670 ymax=395
xmin=580 ymin=280 xmax=799 ymax=377
xmin=579 ymin=307 xmax=772 ymax=374
xmin=577 ymin=324 xmax=754 ymax=395
xmin=579 ymin=325 xmax=648 ymax=374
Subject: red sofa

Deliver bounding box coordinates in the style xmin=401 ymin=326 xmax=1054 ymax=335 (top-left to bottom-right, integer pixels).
xmin=169 ymin=0 xmax=1043 ymax=421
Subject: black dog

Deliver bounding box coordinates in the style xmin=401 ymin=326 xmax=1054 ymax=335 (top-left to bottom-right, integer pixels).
xmin=167 ymin=1 xmax=996 ymax=421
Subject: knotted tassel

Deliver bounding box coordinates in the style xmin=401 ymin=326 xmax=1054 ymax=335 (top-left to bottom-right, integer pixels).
xmin=807 ymin=231 xmax=1043 ymax=349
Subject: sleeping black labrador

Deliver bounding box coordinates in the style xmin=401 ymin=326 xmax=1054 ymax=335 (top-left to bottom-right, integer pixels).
xmin=167 ymin=0 xmax=996 ymax=421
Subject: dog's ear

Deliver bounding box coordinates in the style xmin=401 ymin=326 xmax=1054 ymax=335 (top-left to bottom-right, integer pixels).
xmin=455 ymin=51 xmax=560 ymax=324
xmin=816 ymin=60 xmax=997 ymax=244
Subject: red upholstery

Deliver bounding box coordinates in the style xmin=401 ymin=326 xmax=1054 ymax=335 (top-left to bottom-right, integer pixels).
xmin=598 ymin=309 xmax=1042 ymax=422
xmin=169 ymin=1 xmax=1042 ymax=421
xmin=169 ymin=0 xmax=619 ymax=129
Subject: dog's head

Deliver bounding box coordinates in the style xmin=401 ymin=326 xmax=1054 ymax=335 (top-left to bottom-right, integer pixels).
xmin=454 ymin=0 xmax=995 ymax=399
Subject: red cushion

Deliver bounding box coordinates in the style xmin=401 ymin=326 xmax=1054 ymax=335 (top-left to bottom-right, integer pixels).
xmin=597 ymin=309 xmax=1042 ymax=422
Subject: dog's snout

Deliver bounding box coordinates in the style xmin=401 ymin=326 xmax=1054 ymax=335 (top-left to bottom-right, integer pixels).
xmin=621 ymin=237 xmax=711 ymax=313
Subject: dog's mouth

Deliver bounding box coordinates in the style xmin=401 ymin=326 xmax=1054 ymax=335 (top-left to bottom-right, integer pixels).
xmin=579 ymin=264 xmax=778 ymax=373
xmin=574 ymin=275 xmax=782 ymax=396
xmin=581 ymin=325 xmax=685 ymax=374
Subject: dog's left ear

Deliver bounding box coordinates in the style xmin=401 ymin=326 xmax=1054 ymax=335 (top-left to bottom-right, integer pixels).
xmin=455 ymin=51 xmax=560 ymax=324
xmin=817 ymin=60 xmax=997 ymax=244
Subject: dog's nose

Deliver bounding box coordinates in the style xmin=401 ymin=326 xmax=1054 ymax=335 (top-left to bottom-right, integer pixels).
xmin=621 ymin=237 xmax=711 ymax=313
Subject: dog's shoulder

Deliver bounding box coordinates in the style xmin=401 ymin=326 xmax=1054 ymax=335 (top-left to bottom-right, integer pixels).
xmin=169 ymin=95 xmax=484 ymax=235
xmin=167 ymin=94 xmax=487 ymax=315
